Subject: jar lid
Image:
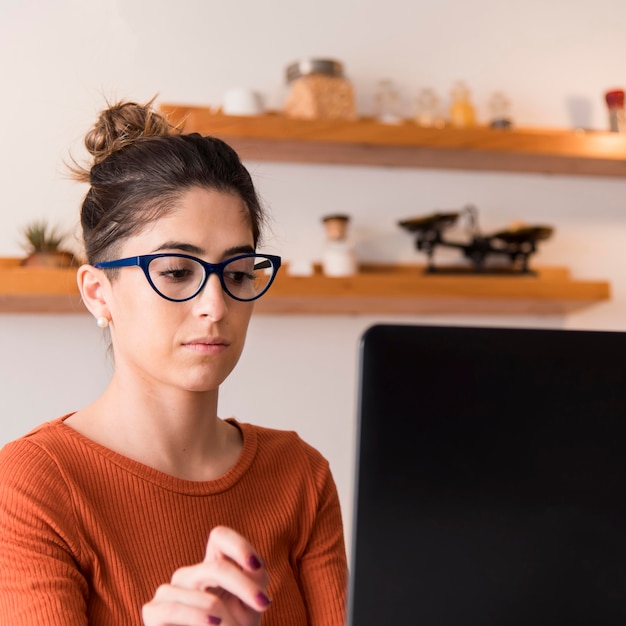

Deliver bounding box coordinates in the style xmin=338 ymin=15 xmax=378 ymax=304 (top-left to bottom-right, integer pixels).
xmin=286 ymin=59 xmax=344 ymax=83
xmin=605 ymin=89 xmax=625 ymax=107
xmin=322 ymin=213 xmax=350 ymax=223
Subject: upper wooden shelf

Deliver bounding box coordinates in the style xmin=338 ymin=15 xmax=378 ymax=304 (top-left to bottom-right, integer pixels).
xmin=0 ymin=259 xmax=610 ymax=316
xmin=159 ymin=103 xmax=626 ymax=178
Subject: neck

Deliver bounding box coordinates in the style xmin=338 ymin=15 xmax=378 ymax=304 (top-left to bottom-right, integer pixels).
xmin=66 ymin=374 xmax=242 ymax=481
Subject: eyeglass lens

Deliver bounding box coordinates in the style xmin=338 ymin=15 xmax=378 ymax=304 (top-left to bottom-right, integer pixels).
xmin=147 ymin=255 xmax=276 ymax=301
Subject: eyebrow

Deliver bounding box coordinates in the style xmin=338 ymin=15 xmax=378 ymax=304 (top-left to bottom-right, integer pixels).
xmin=153 ymin=241 xmax=255 ymax=258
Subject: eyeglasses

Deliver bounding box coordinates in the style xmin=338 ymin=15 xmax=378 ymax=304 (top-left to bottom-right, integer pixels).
xmin=95 ymin=253 xmax=282 ymax=302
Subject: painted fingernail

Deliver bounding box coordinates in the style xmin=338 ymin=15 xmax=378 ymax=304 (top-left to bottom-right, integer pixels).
xmin=256 ymin=591 xmax=271 ymax=608
xmin=207 ymin=616 xmax=222 ymax=625
xmin=248 ymin=554 xmax=262 ymax=570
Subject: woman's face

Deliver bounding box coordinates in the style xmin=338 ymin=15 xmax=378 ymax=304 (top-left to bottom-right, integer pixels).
xmin=104 ymin=187 xmax=256 ymax=394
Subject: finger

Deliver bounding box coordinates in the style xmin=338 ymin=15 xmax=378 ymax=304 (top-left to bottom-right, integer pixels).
xmin=171 ymin=559 xmax=271 ymax=612
xmin=153 ymin=582 xmax=221 ymax=608
xmin=142 ymin=600 xmax=216 ymax=626
xmin=204 ymin=526 xmax=265 ymax=574
xmin=142 ymin=596 xmax=221 ymax=626
xmin=143 ymin=584 xmax=236 ymax=626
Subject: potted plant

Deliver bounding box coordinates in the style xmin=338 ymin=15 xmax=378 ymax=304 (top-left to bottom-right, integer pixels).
xmin=19 ymin=219 xmax=76 ymax=268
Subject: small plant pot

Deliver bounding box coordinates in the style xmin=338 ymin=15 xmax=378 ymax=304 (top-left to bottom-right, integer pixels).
xmin=21 ymin=251 xmax=75 ymax=268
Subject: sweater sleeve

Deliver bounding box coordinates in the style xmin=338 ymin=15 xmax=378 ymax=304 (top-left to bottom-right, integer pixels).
xmin=0 ymin=439 xmax=89 ymax=625
xmin=298 ymin=444 xmax=349 ymax=626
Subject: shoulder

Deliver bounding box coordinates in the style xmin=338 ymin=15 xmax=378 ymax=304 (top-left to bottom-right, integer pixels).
xmin=0 ymin=418 xmax=80 ymax=531
xmin=238 ymin=420 xmax=329 ymax=465
xmin=0 ymin=417 xmax=76 ymax=491
xmin=234 ymin=420 xmax=333 ymax=489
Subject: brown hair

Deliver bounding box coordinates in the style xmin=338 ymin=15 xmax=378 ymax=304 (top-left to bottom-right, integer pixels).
xmin=73 ymin=99 xmax=266 ymax=265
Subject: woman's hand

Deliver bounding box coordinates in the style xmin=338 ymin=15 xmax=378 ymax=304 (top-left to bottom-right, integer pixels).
xmin=142 ymin=526 xmax=271 ymax=626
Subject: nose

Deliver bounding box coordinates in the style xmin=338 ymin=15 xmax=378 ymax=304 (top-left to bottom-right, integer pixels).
xmin=193 ymin=272 xmax=228 ymax=320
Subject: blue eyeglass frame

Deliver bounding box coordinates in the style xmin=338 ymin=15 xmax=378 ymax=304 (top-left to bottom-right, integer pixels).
xmin=95 ymin=252 xmax=282 ymax=303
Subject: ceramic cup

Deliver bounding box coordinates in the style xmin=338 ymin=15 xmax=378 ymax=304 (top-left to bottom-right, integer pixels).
xmin=222 ymin=88 xmax=265 ymax=116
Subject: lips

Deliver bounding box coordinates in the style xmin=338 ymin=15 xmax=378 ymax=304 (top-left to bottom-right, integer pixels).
xmin=183 ymin=337 xmax=230 ymax=354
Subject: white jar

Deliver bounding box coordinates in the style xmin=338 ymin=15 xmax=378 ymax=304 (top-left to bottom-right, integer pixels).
xmin=322 ymin=240 xmax=358 ymax=277
xmin=321 ymin=214 xmax=358 ymax=277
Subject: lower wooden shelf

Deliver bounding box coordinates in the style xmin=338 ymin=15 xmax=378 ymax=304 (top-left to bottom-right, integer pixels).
xmin=0 ymin=258 xmax=610 ymax=316
xmin=254 ymin=264 xmax=610 ymax=315
xmin=0 ymin=258 xmax=84 ymax=313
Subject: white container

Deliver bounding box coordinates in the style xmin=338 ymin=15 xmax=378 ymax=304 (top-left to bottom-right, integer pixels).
xmin=320 ymin=213 xmax=358 ymax=277
xmin=322 ymin=240 xmax=358 ymax=277
xmin=222 ymin=88 xmax=264 ymax=116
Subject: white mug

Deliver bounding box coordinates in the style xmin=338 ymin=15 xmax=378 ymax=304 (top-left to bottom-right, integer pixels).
xmin=222 ymin=88 xmax=264 ymax=116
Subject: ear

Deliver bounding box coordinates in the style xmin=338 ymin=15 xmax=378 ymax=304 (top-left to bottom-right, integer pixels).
xmin=77 ymin=264 xmax=112 ymax=321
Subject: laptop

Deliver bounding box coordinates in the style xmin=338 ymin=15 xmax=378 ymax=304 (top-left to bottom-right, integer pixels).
xmin=348 ymin=324 xmax=626 ymax=626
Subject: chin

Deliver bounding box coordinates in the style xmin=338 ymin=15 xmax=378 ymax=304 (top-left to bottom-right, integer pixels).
xmin=178 ymin=377 xmax=223 ymax=393
xmin=180 ymin=367 xmax=236 ymax=393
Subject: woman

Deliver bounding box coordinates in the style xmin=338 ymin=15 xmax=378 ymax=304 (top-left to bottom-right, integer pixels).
xmin=0 ymin=100 xmax=348 ymax=626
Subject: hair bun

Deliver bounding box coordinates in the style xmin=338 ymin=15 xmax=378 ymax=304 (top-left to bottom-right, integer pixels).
xmin=84 ymin=98 xmax=174 ymax=166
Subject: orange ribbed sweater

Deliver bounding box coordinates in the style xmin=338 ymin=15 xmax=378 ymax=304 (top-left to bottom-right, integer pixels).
xmin=0 ymin=416 xmax=347 ymax=625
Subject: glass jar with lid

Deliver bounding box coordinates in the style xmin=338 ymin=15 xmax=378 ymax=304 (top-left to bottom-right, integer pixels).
xmin=283 ymin=58 xmax=356 ymax=120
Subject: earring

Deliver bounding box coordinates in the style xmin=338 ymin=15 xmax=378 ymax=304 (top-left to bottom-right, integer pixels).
xmin=96 ymin=316 xmax=109 ymax=329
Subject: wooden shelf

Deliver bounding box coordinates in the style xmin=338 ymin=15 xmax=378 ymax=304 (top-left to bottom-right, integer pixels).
xmin=0 ymin=258 xmax=84 ymax=313
xmin=159 ymin=104 xmax=626 ymax=177
xmin=0 ymin=259 xmax=610 ymax=316
xmin=255 ymin=265 xmax=610 ymax=315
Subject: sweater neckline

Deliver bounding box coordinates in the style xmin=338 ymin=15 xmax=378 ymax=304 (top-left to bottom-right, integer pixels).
xmin=53 ymin=415 xmax=258 ymax=496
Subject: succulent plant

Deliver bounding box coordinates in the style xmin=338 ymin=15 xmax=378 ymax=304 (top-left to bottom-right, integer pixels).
xmin=20 ymin=219 xmax=69 ymax=253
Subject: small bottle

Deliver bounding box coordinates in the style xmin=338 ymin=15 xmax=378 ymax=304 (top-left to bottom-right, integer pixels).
xmin=604 ymin=89 xmax=626 ymax=133
xmin=449 ymin=81 xmax=476 ymax=128
xmin=489 ymin=92 xmax=513 ymax=129
xmin=374 ymin=79 xmax=402 ymax=124
xmin=321 ymin=214 xmax=358 ymax=277
xmin=415 ymin=88 xmax=444 ymax=128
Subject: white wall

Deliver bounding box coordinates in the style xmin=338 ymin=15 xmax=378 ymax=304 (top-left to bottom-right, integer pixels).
xmin=2 ymin=0 xmax=626 ymax=552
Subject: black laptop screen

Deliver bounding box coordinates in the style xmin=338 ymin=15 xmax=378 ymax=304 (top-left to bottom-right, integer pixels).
xmin=349 ymin=324 xmax=626 ymax=626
